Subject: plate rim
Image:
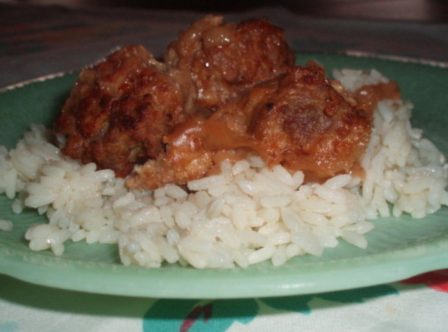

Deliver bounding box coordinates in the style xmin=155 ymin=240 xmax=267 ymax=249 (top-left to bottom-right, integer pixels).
xmin=1 ymin=235 xmax=448 ymax=298
xmin=1 ymin=51 xmax=448 ymax=299
xmin=1 ymin=50 xmax=448 ymax=93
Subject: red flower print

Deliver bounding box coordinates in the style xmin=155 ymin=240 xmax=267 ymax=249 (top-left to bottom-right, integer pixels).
xmin=401 ymin=270 xmax=448 ymax=293
xmin=180 ymin=303 xmax=213 ymax=332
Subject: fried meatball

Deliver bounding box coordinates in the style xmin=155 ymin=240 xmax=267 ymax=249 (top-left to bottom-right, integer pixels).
xmin=55 ymin=45 xmax=186 ymax=177
xmin=165 ymin=15 xmax=295 ymax=110
xmin=248 ymin=62 xmax=372 ymax=181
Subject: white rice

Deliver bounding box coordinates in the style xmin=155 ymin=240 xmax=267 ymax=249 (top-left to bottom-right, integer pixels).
xmin=0 ymin=68 xmax=447 ymax=268
xmin=0 ymin=219 xmax=13 ymax=232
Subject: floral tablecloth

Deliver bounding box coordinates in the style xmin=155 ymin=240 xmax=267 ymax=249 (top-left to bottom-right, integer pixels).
xmin=1 ymin=270 xmax=447 ymax=332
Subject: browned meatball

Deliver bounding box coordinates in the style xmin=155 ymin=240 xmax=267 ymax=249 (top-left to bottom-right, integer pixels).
xmin=55 ymin=45 xmax=186 ymax=177
xmin=165 ymin=15 xmax=295 ymax=110
xmin=248 ymin=62 xmax=373 ymax=181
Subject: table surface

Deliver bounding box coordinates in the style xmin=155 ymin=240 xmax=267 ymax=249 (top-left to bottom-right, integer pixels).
xmin=1 ymin=3 xmax=448 ymax=332
xmin=1 ymin=2 xmax=448 ymax=88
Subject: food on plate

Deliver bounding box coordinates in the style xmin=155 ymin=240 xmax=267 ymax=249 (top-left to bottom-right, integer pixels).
xmin=55 ymin=45 xmax=187 ymax=177
xmin=127 ymin=62 xmax=374 ymax=189
xmin=56 ymin=16 xmax=294 ymax=179
xmin=165 ymin=15 xmax=295 ymax=109
xmin=0 ymin=16 xmax=447 ymax=269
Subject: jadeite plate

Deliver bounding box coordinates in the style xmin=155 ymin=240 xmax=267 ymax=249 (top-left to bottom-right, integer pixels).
xmin=1 ymin=53 xmax=448 ymax=299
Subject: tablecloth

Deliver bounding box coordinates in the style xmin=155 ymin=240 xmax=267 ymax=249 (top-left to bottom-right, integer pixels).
xmin=1 ymin=3 xmax=448 ymax=331
xmin=1 ymin=271 xmax=448 ymax=331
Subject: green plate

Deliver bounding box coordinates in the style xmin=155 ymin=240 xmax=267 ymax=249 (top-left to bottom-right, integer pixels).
xmin=1 ymin=53 xmax=448 ymax=299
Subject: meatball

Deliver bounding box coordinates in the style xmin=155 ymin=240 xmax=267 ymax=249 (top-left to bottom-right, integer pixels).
xmin=249 ymin=62 xmax=373 ymax=181
xmin=165 ymin=15 xmax=295 ymax=110
xmin=55 ymin=45 xmax=186 ymax=177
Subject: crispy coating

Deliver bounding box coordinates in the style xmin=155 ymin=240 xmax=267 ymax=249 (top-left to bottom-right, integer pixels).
xmin=127 ymin=62 xmax=373 ymax=189
xmin=55 ymin=45 xmax=186 ymax=177
xmin=165 ymin=15 xmax=295 ymax=110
